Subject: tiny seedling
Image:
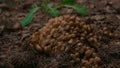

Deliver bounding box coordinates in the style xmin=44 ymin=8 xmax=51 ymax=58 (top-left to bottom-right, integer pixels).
xmin=41 ymin=0 xmax=88 ymax=17
xmin=21 ymin=0 xmax=88 ymax=27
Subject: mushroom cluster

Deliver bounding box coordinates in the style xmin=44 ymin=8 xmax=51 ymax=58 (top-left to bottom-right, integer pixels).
xmin=30 ymin=15 xmax=101 ymax=67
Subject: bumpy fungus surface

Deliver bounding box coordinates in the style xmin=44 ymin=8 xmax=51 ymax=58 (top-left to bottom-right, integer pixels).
xmin=30 ymin=15 xmax=101 ymax=67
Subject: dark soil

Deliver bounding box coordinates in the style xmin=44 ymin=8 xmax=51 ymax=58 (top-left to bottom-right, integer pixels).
xmin=0 ymin=0 xmax=120 ymax=68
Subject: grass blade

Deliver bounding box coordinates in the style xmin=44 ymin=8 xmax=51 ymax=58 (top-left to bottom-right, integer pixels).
xmin=66 ymin=4 xmax=88 ymax=16
xmin=47 ymin=4 xmax=60 ymax=17
xmin=21 ymin=5 xmax=39 ymax=27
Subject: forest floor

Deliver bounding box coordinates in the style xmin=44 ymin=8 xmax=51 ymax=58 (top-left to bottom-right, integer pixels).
xmin=0 ymin=0 xmax=120 ymax=68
